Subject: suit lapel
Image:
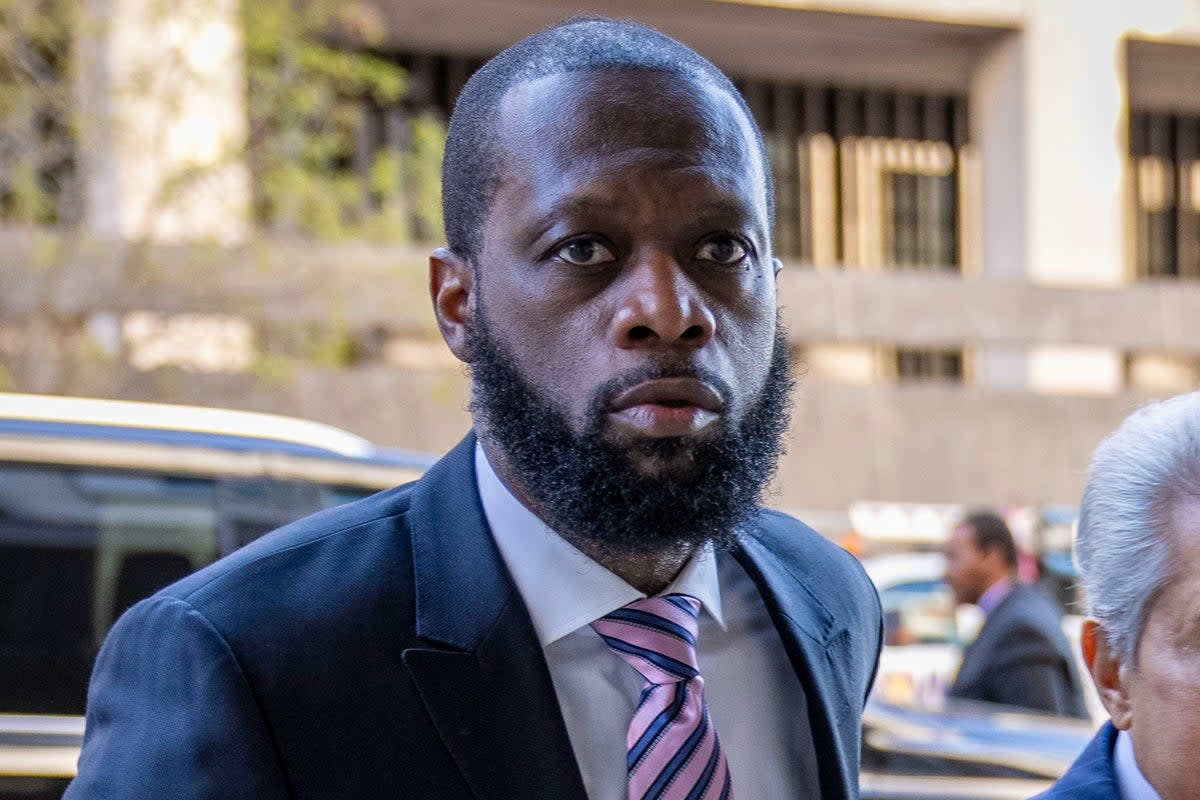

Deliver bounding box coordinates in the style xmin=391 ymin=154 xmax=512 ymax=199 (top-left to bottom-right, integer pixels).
xmin=403 ymin=435 xmax=587 ymax=800
xmin=952 ymin=627 xmax=988 ymax=690
xmin=953 ymin=587 xmax=1013 ymax=691
xmin=734 ymin=530 xmax=857 ymax=800
xmin=1043 ymin=723 xmax=1120 ymax=799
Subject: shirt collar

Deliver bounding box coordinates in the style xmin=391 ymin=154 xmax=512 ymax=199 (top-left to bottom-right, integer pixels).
xmin=1114 ymin=730 xmax=1162 ymax=800
xmin=978 ymin=576 xmax=1014 ymax=615
xmin=474 ymin=443 xmax=726 ymax=648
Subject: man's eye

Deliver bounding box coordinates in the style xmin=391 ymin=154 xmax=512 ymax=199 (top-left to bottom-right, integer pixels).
xmin=696 ymin=236 xmax=748 ymax=265
xmin=557 ymin=239 xmax=616 ymax=266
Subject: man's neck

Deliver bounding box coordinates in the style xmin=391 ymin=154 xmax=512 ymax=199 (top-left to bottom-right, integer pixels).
xmin=480 ymin=439 xmax=697 ymax=594
xmin=977 ymin=575 xmax=1014 ymax=614
xmin=558 ymin=532 xmax=695 ymax=595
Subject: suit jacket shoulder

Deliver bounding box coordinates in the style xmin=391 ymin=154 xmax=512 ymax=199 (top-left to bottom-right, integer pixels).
xmin=66 ymin=434 xmax=551 ymax=800
xmin=1033 ymin=723 xmax=1121 ymax=800
xmin=950 ymin=584 xmax=1086 ymax=716
xmin=989 ymin=586 xmax=1070 ymax=646
xmin=969 ymin=585 xmax=1075 ymax=676
xmin=749 ymin=508 xmax=882 ymax=691
xmin=163 ymin=476 xmax=421 ymax=615
xmin=735 ymin=509 xmax=884 ymax=800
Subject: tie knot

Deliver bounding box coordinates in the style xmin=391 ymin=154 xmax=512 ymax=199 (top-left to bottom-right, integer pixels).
xmin=591 ymin=594 xmax=702 ymax=685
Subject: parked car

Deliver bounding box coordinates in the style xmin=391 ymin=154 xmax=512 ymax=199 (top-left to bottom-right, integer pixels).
xmin=864 ymin=552 xmax=966 ymax=707
xmin=860 ymin=697 xmax=1095 ymax=800
xmin=0 ymin=393 xmax=433 ymax=799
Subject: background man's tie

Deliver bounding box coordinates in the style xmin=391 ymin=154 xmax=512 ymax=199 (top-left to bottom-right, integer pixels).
xmin=591 ymin=594 xmax=733 ymax=800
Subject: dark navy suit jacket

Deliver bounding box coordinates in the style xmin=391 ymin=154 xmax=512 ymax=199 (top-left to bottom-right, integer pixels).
xmin=64 ymin=434 xmax=882 ymax=799
xmin=1032 ymin=722 xmax=1121 ymax=800
xmin=949 ymin=584 xmax=1087 ymax=718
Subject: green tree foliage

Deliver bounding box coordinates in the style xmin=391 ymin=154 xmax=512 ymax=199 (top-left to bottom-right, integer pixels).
xmin=0 ymin=0 xmax=75 ymax=225
xmin=244 ymin=0 xmax=444 ymax=242
xmin=0 ymin=0 xmax=447 ymax=242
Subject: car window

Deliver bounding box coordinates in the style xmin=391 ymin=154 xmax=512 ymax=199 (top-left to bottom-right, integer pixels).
xmin=879 ymin=579 xmax=957 ymax=646
xmin=0 ymin=462 xmax=377 ymax=715
xmin=0 ymin=464 xmax=219 ymax=714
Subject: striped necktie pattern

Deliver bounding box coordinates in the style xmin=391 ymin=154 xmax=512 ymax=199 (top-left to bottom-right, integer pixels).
xmin=591 ymin=594 xmax=732 ymax=800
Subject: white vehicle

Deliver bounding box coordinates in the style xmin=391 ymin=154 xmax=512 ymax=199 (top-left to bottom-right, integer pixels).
xmin=0 ymin=393 xmax=433 ymax=799
xmin=864 ymin=553 xmax=966 ymax=707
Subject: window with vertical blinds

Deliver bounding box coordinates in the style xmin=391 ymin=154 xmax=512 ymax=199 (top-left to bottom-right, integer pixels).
xmin=1130 ymin=111 xmax=1200 ymax=280
xmin=354 ymin=53 xmax=486 ymax=242
xmin=894 ymin=348 xmax=965 ymax=383
xmin=736 ymin=82 xmax=970 ymax=271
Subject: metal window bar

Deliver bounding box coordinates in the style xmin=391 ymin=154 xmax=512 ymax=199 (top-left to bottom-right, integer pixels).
xmin=1131 ymin=110 xmax=1200 ymax=280
xmin=895 ymin=348 xmax=964 ymax=382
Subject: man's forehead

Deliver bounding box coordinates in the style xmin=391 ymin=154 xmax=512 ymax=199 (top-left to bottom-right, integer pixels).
xmin=492 ymin=68 xmax=765 ymax=205
xmin=1167 ymin=495 xmax=1200 ymax=563
xmin=497 ymin=68 xmax=758 ymax=166
xmin=501 ymin=67 xmax=724 ymax=109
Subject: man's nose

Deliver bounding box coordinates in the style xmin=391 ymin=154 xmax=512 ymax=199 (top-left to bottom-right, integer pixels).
xmin=609 ymin=250 xmax=715 ymax=349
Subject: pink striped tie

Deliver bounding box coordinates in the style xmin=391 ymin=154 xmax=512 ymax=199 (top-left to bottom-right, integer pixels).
xmin=591 ymin=594 xmax=732 ymax=800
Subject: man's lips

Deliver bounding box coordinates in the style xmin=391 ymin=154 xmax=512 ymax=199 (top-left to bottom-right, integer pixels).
xmin=608 ymin=378 xmax=724 ymax=413
xmin=606 ymin=378 xmax=724 ymax=437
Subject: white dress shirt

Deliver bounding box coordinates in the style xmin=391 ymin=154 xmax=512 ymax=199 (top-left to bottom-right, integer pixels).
xmin=1114 ymin=730 xmax=1161 ymax=800
xmin=475 ymin=445 xmax=818 ymax=800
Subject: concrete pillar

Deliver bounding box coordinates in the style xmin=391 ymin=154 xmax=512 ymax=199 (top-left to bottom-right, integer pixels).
xmin=1023 ymin=0 xmax=1128 ymax=289
xmin=970 ymin=32 xmax=1032 ymax=390
xmin=970 ymin=32 xmax=1028 ymax=284
xmin=970 ymin=1 xmax=1130 ymax=393
xmin=76 ymin=0 xmax=250 ymax=245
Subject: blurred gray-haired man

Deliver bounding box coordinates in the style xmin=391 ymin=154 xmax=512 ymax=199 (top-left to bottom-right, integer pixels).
xmin=1036 ymin=390 xmax=1200 ymax=800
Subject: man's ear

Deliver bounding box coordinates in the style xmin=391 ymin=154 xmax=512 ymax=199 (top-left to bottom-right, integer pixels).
xmin=1083 ymin=619 xmax=1134 ymax=729
xmin=430 ymin=247 xmax=475 ymax=363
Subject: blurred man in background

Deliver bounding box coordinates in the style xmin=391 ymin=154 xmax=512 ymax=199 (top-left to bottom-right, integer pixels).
xmin=944 ymin=510 xmax=1086 ymax=717
xmin=1037 ymin=391 xmax=1200 ymax=800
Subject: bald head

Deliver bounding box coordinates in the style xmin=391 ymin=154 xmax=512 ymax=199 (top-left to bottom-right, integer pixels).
xmin=441 ymin=17 xmax=773 ymax=261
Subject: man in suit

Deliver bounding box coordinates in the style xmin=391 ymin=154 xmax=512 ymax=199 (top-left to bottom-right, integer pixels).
xmin=1037 ymin=391 xmax=1200 ymax=800
xmin=944 ymin=511 xmax=1086 ymax=717
xmin=65 ymin=17 xmax=882 ymax=800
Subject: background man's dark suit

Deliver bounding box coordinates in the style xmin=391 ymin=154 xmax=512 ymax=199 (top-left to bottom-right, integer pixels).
xmin=1032 ymin=722 xmax=1121 ymax=800
xmin=64 ymin=435 xmax=882 ymax=800
xmin=948 ymin=584 xmax=1086 ymax=717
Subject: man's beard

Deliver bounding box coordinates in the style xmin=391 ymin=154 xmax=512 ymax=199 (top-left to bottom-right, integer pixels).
xmin=468 ymin=309 xmax=794 ymax=560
